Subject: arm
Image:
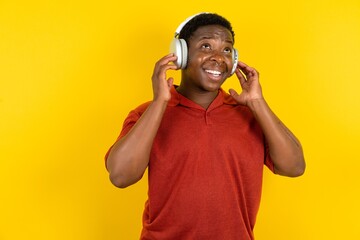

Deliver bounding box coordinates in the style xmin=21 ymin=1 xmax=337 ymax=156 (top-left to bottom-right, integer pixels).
xmin=229 ymin=61 xmax=305 ymax=177
xmin=106 ymin=54 xmax=178 ymax=188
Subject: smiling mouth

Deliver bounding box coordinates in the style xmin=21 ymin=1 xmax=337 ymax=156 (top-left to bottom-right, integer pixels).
xmin=205 ymin=69 xmax=222 ymax=77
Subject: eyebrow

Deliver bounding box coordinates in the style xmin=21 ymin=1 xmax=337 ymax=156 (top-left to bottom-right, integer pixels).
xmin=198 ymin=35 xmax=234 ymax=44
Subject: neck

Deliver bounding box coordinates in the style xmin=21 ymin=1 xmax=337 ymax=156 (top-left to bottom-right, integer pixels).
xmin=176 ymin=85 xmax=219 ymax=109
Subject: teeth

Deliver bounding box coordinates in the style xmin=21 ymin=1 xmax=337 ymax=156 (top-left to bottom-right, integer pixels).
xmin=205 ymin=70 xmax=222 ymax=76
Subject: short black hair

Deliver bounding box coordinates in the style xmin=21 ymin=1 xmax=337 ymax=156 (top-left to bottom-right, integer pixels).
xmin=178 ymin=13 xmax=235 ymax=45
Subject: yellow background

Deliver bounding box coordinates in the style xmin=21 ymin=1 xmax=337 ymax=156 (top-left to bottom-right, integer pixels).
xmin=1 ymin=0 xmax=359 ymax=239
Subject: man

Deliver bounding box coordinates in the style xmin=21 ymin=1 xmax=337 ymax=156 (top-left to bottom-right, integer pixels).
xmin=105 ymin=13 xmax=305 ymax=240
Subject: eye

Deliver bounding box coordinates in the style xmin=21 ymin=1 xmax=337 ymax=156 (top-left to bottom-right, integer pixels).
xmin=201 ymin=43 xmax=211 ymax=50
xmin=224 ymin=47 xmax=232 ymax=54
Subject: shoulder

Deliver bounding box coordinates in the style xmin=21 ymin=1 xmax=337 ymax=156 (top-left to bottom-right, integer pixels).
xmin=122 ymin=101 xmax=151 ymax=125
xmin=129 ymin=101 xmax=151 ymax=116
xmin=119 ymin=101 xmax=151 ymax=136
xmin=131 ymin=101 xmax=152 ymax=115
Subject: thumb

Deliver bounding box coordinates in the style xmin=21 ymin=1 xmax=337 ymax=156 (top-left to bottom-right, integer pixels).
xmin=228 ymin=88 xmax=239 ymax=98
xmin=167 ymin=77 xmax=174 ymax=88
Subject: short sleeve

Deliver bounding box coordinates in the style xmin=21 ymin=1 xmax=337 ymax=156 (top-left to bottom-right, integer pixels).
xmin=104 ymin=109 xmax=142 ymax=164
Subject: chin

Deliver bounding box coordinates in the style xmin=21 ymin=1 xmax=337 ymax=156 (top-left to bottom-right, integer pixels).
xmin=201 ymin=83 xmax=223 ymax=92
xmin=205 ymin=79 xmax=226 ymax=91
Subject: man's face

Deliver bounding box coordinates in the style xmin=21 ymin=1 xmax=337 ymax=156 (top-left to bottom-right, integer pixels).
xmin=182 ymin=24 xmax=235 ymax=93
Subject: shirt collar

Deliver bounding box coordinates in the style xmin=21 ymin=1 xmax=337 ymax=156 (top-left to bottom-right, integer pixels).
xmin=168 ymin=85 xmax=238 ymax=109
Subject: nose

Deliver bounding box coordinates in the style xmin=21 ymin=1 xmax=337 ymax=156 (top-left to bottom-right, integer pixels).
xmin=210 ymin=51 xmax=225 ymax=65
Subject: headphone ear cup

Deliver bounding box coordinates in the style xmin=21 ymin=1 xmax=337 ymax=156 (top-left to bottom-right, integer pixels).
xmin=231 ymin=48 xmax=239 ymax=75
xmin=170 ymin=38 xmax=188 ymax=69
xmin=179 ymin=39 xmax=188 ymax=69
xmin=170 ymin=38 xmax=182 ymax=68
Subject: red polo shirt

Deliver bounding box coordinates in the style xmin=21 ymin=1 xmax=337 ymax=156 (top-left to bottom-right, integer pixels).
xmin=107 ymin=86 xmax=274 ymax=240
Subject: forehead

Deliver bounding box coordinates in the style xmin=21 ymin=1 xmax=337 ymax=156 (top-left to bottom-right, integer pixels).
xmin=189 ymin=25 xmax=234 ymax=44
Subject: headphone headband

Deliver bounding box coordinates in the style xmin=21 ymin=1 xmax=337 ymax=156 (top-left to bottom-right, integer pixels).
xmin=174 ymin=12 xmax=209 ymax=38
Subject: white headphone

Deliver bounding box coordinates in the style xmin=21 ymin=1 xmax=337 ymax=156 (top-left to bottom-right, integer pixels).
xmin=170 ymin=13 xmax=239 ymax=75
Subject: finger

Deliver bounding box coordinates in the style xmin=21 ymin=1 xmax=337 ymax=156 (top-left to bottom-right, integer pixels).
xmin=167 ymin=77 xmax=174 ymax=88
xmin=154 ymin=54 xmax=178 ymax=70
xmin=237 ymin=61 xmax=256 ymax=72
xmin=234 ymin=62 xmax=249 ymax=77
xmin=228 ymin=88 xmax=239 ymax=97
xmin=237 ymin=61 xmax=249 ymax=68
xmin=238 ymin=64 xmax=253 ymax=75
xmin=153 ymin=58 xmax=178 ymax=79
xmin=235 ymin=67 xmax=247 ymax=86
xmin=240 ymin=67 xmax=258 ymax=81
xmin=160 ymin=64 xmax=178 ymax=76
xmin=152 ymin=66 xmax=177 ymax=85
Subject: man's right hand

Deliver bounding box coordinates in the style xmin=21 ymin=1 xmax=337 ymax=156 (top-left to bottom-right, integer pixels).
xmin=151 ymin=53 xmax=178 ymax=102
